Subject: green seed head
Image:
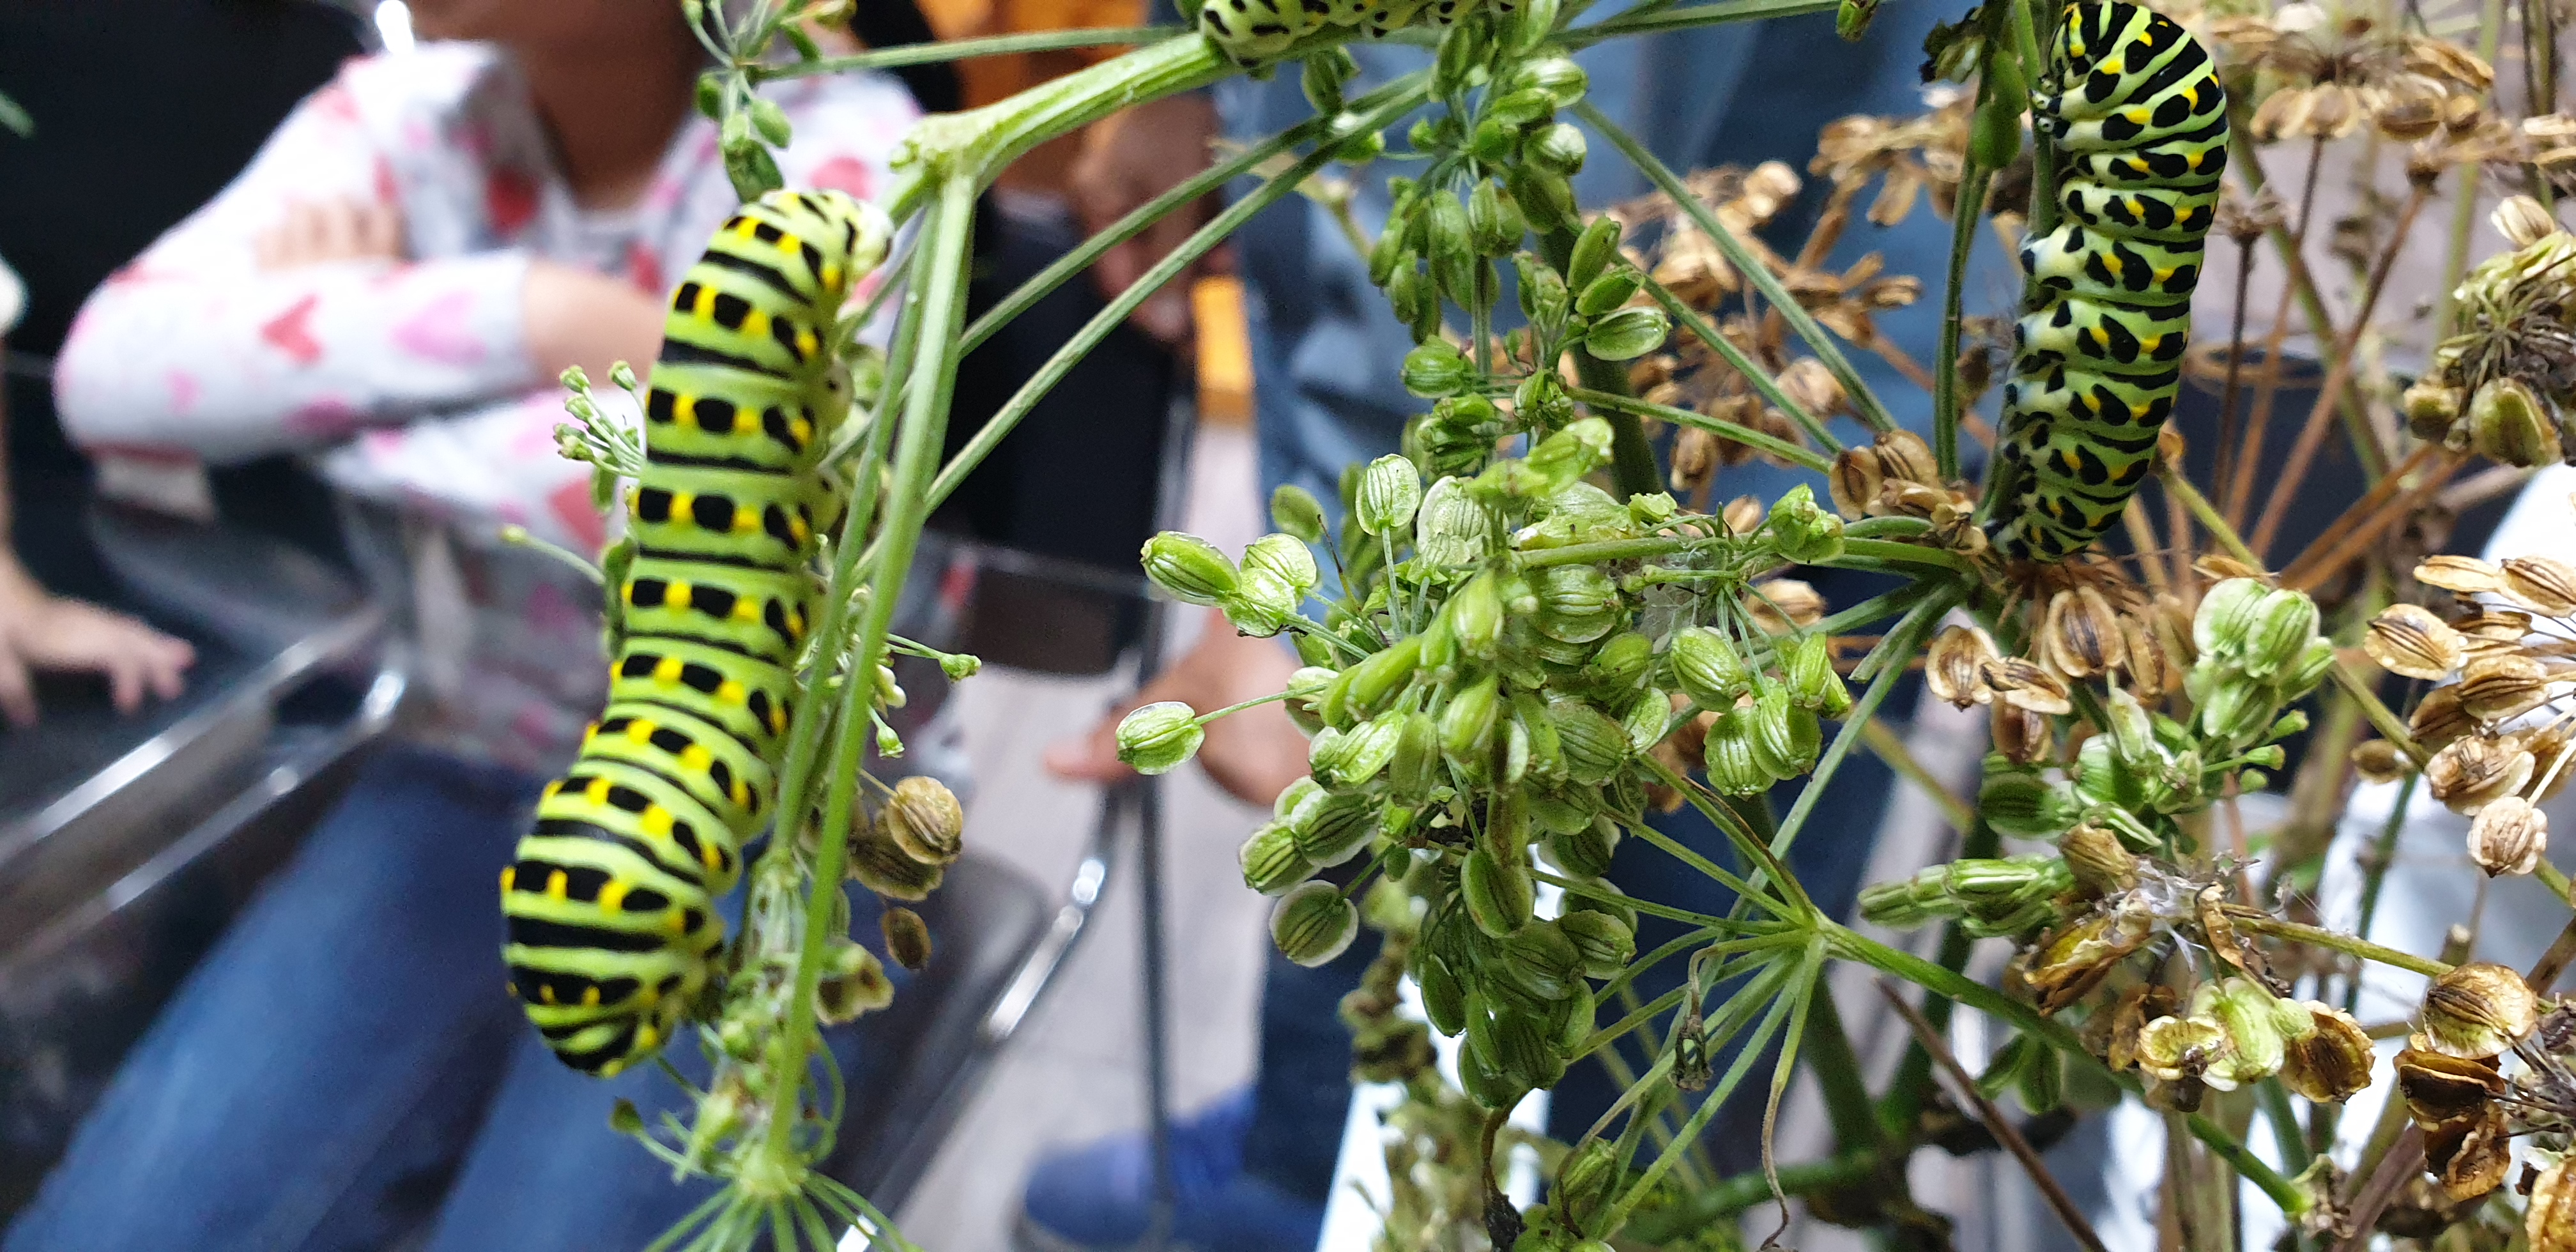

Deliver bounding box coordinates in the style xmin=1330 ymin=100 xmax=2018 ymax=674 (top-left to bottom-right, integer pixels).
xmin=1356 ymin=453 xmax=1426 ymax=536
xmin=1271 ymin=880 xmax=1360 ymax=966
xmin=1140 ymin=531 xmax=1238 ymax=606
xmin=1671 ymin=625 xmax=1752 ymax=710
xmin=1269 ymin=483 xmax=1328 ymax=544
xmin=1238 ymin=821 xmax=1314 ymax=894
xmin=1115 ymin=701 xmax=1204 ymax=774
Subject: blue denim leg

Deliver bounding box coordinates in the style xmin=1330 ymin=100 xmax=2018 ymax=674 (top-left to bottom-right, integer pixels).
xmin=1 ymin=745 xmax=538 ymax=1252
xmin=421 ymin=887 xmax=890 ymax=1252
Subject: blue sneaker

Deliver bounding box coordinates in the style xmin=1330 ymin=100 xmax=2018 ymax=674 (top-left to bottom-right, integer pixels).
xmin=1014 ymin=1087 xmax=1326 ymax=1252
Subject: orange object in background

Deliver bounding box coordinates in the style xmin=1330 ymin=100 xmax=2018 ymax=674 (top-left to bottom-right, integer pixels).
xmin=1193 ymin=276 xmax=1252 ymax=427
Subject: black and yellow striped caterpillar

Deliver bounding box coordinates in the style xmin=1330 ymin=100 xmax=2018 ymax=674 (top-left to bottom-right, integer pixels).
xmin=1197 ymin=0 xmax=1500 ymax=63
xmin=1992 ymin=1 xmax=2227 ymax=561
xmin=503 ymin=188 xmax=890 ymax=1076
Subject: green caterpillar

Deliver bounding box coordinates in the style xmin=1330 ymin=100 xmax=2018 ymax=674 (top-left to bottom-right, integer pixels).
xmin=503 ymin=188 xmax=890 ymax=1076
xmin=1992 ymin=0 xmax=2227 ymax=561
xmin=1197 ymin=0 xmax=1501 ymax=63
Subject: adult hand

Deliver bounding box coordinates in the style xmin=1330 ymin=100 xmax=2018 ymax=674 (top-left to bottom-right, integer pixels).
xmin=0 ymin=563 xmax=194 ymax=726
xmin=522 ymin=261 xmax=666 ymax=382
xmin=254 ymin=197 xmax=406 ymax=270
xmin=1045 ymin=609 xmax=1310 ymax=807
xmin=1066 ymin=93 xmax=1226 ymax=347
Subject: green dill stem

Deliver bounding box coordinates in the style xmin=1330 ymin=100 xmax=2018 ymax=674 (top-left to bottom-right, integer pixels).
xmin=1635 ymin=267 xmax=1841 ymax=452
xmin=1597 ymin=952 xmax=1810 ymax=1235
xmin=2230 ymin=913 xmax=2453 ymax=979
xmin=2257 ymin=1079 xmax=2313 ymax=1176
xmin=1873 ymin=821 xmax=1997 ymax=1138
xmin=1572 ymin=349 xmax=1665 ymax=501
xmin=1517 ymin=533 xmax=1716 ymax=568
xmin=1933 ymin=162 xmax=1990 ymax=482
xmin=1820 ymin=537 xmax=1975 ymax=576
xmin=1562 ymin=0 xmax=1840 ymax=43
xmin=754 ymin=26 xmax=1182 ymax=79
xmin=2540 ymin=861 xmax=2576 ymax=908
xmin=1824 ymin=920 xmax=2092 ymax=1058
xmin=1568 ymin=386 xmax=1836 ymax=472
xmin=2012 ymin=0 xmax=2056 ymax=238
xmin=2185 ymin=1113 xmax=2308 ymax=1217
xmin=1620 ymin=1149 xmax=1878 ymax=1241
xmin=1637 ymin=757 xmax=1814 ymax=919
xmin=2347 ymin=774 xmax=2418 ymax=996
xmin=2327 ymin=662 xmax=2428 ymax=768
xmin=1578 ymin=99 xmax=1897 ymax=436
xmin=1755 ymin=588 xmax=1956 ymax=878
xmin=2155 ymin=456 xmax=2260 ymax=568
xmin=760 ymin=173 xmax=980 ymax=1168
xmin=1532 ymin=867 xmax=1744 ymax=928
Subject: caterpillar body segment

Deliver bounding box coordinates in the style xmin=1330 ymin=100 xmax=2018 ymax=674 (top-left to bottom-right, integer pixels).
xmin=1994 ymin=1 xmax=2227 ymax=561
xmin=503 ymin=188 xmax=891 ymax=1076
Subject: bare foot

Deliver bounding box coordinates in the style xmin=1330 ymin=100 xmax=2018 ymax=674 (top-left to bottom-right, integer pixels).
xmin=1045 ymin=609 xmax=1310 ymax=807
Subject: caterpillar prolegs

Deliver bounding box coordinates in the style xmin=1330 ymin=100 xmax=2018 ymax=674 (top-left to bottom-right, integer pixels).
xmin=502 ymin=188 xmax=892 ymax=1076
xmin=1992 ymin=1 xmax=2228 ymax=561
xmin=1197 ymin=0 xmax=1514 ymax=63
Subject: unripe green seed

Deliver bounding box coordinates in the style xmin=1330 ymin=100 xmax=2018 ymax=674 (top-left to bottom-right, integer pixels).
xmin=1243 ymin=532 xmax=1319 ymax=600
xmin=1575 ymin=270 xmax=1640 ymax=317
xmin=1767 ymin=482 xmax=1846 ymax=564
xmin=2241 ymin=587 xmax=2320 ymax=680
xmin=1524 ymin=417 xmax=1614 ymax=491
xmin=1441 ymin=674 xmax=1505 ymax=770
xmin=1551 ymin=699 xmax=1630 ymax=784
xmin=1402 ymin=340 xmax=1473 ymax=397
xmin=1584 ymin=632 xmax=1654 ymax=694
xmin=1391 ymin=710 xmax=1443 ymax=797
xmin=1426 ymin=185 xmax=1471 ymax=263
xmin=1557 ymin=908 xmax=1634 ymax=979
xmin=1456 ymin=1018 xmax=1527 ymax=1110
xmin=1477 ymin=995 xmax=1567 ymax=1089
xmin=1116 ymin=701 xmax=1204 ymax=774
xmin=1289 ymin=787 xmax=1379 ymax=866
xmin=1356 ymin=453 xmax=1425 ymax=535
xmin=1563 ymin=881 xmax=1639 ymax=935
xmin=1506 ymin=56 xmax=1588 ymax=108
xmin=1446 ymin=572 xmax=1506 ymax=658
xmin=1703 ymin=708 xmax=1770 ymax=795
xmin=1746 ymin=688 xmax=1820 ymax=780
xmin=1469 ymin=118 xmax=1515 ymax=164
xmin=1239 ymin=821 xmax=1315 ymax=894
xmin=1468 ymin=181 xmax=1524 ymax=257
xmin=1271 ymin=880 xmax=1360 ymax=966
xmin=749 ymin=96 xmax=793 ymax=147
xmin=1140 ymin=531 xmax=1238 ymax=605
xmin=1506 ymin=0 xmax=1559 ymax=50
xmin=1415 ymin=947 xmax=1468 ymax=1035
xmin=1620 ymin=685 xmax=1670 ymax=753
xmin=1368 ymin=212 xmax=1413 ymax=288
xmin=1501 ymin=919 xmax=1585 ymax=1001
xmin=1301 ymin=48 xmax=1357 ymax=114
xmin=1415 ymin=475 xmax=1500 ymax=566
xmin=1284 ymin=666 xmax=1334 ymax=734
xmin=1526 ymin=121 xmax=1587 ymax=175
xmin=1506 ymin=166 xmax=1576 ymax=232
xmin=1547 ymin=816 xmax=1619 ymax=878
xmin=1312 ymin=712 xmax=1402 ymax=791
xmin=1567 ymin=217 xmax=1620 ymax=291
xmin=1270 ymin=484 xmax=1328 ymax=545
xmin=1978 ymin=767 xmax=2082 ymax=837
xmin=1339 ymin=634 xmax=1423 ymax=718
xmin=1556 ymin=1138 xmax=1618 ymax=1234
xmin=1221 ymin=571 xmax=1300 ymax=637
xmin=1784 ymin=631 xmax=1851 ymax=715
xmin=1529 ymin=791 xmax=1594 ymax=836
xmin=1582 ymin=306 xmax=1669 ymax=361
xmin=1671 ymin=625 xmax=1751 ymax=709
xmin=1531 ymin=565 xmax=1621 ymax=645
xmin=2193 ymin=577 xmax=2270 ymax=660
xmin=1462 ymin=847 xmax=1535 ymax=938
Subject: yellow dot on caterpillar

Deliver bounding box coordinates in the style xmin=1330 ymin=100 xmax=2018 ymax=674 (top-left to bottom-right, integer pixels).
xmin=599 ymin=880 xmax=629 ymax=912
xmin=733 ymin=509 xmax=758 ymax=533
xmin=500 ymin=865 xmax=516 ymax=892
xmin=788 ymin=515 xmax=810 ymax=544
xmin=732 ymin=597 xmax=760 ymax=623
xmin=680 ymin=744 xmax=713 ymax=774
xmin=2089 ymin=328 xmax=2110 ymax=349
xmin=822 ymin=263 xmax=843 ymax=289
xmin=546 ymin=869 xmax=569 ymax=899
xmin=2154 ymin=266 xmax=2175 ymax=284
xmin=734 ymin=217 xmax=761 ymax=240
xmin=789 ymin=416 xmax=813 ymax=445
xmin=640 ymin=806 xmax=675 ymax=837
xmin=694 ymin=284 xmax=718 ymax=317
xmin=746 ymin=307 xmax=771 ymax=340
xmin=676 ymin=395 xmax=698 ymax=429
xmin=699 ymin=841 xmax=723 ymax=873
xmin=587 ymin=776 xmax=613 ymax=805
xmin=653 ymin=655 xmax=685 ymax=684
xmin=669 ymin=491 xmax=695 ymax=524
xmin=625 ymin=719 xmax=656 ymax=744
xmin=539 ymin=984 xmax=558 ymax=1004
xmin=667 ymin=581 xmax=693 ymax=610
xmin=732 ymin=779 xmax=750 ymax=805
xmin=796 ymin=330 xmax=818 ymax=358
xmin=717 ymin=678 xmax=747 ymax=706
xmin=636 ymin=1021 xmax=661 ymax=1050
xmin=665 ymin=910 xmax=690 ymax=935
xmin=581 ymin=984 xmax=601 ymax=1007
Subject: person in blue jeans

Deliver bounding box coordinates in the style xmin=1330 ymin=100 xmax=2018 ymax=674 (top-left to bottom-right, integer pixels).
xmin=1025 ymin=5 xmax=1998 ymax=1248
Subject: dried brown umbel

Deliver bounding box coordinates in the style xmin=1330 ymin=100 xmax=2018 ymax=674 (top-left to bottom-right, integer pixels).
xmin=1925 ymin=623 xmax=1999 ymax=710
xmin=2425 ymin=729 xmax=2536 ymax=814
xmin=2365 ymin=602 xmax=2467 ymax=680
xmin=2416 ymin=962 xmax=2543 ymax=1060
xmin=2468 ymin=795 xmax=2549 ymax=876
xmin=2280 ymin=1003 xmax=2376 ymax=1103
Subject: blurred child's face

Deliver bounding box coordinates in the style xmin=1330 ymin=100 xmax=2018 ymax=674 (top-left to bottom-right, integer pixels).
xmin=406 ymin=0 xmax=665 ymax=45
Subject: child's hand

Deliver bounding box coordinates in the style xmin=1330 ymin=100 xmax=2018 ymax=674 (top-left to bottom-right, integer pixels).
xmin=0 ymin=561 xmax=194 ymax=726
xmin=254 ymin=197 xmax=405 ymax=270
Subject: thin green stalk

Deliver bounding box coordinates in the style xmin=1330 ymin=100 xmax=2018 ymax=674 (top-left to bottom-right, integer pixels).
xmin=1820 ymin=536 xmax=1975 ymax=576
xmin=1579 ymin=100 xmax=1897 ymax=436
xmin=1621 ymin=1150 xmax=1878 ymax=1241
xmin=2219 ymin=123 xmax=2380 ymax=482
xmin=1636 ymin=758 xmax=1815 ymax=919
xmin=1874 ymin=820 xmax=1997 ymax=1138
xmin=1563 ymin=0 xmax=1839 ymax=42
xmin=757 ymin=173 xmax=981 ymax=1168
xmin=2012 ymin=0 xmax=2057 ymax=238
xmin=2158 ymin=457 xmax=2261 ymax=569
xmin=1823 ymin=920 xmax=2092 ymax=1058
xmin=1598 ymin=957 xmax=1809 ymax=1235
xmin=1571 ymin=344 xmax=1666 ymax=501
xmin=2186 ymin=1113 xmax=2308 ymax=1218
xmin=2348 ymin=773 xmax=2419 ymax=985
xmin=1636 ymin=265 xmax=1842 ymax=452
xmin=2230 ymin=913 xmax=2453 ymax=979
xmin=1569 ymin=385 xmax=1836 ymax=472
xmin=2258 ymin=1079 xmax=2314 ymax=1176
xmin=1934 ymin=163 xmax=1991 ymax=482
xmin=924 ymin=86 xmax=1430 ymax=512
xmin=752 ymin=26 xmax=1182 ymax=79
xmin=2327 ymin=663 xmax=2427 ymax=767
xmin=1760 ymin=588 xmax=1956 ymax=868
xmin=1516 ymin=533 xmax=1716 ymax=568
